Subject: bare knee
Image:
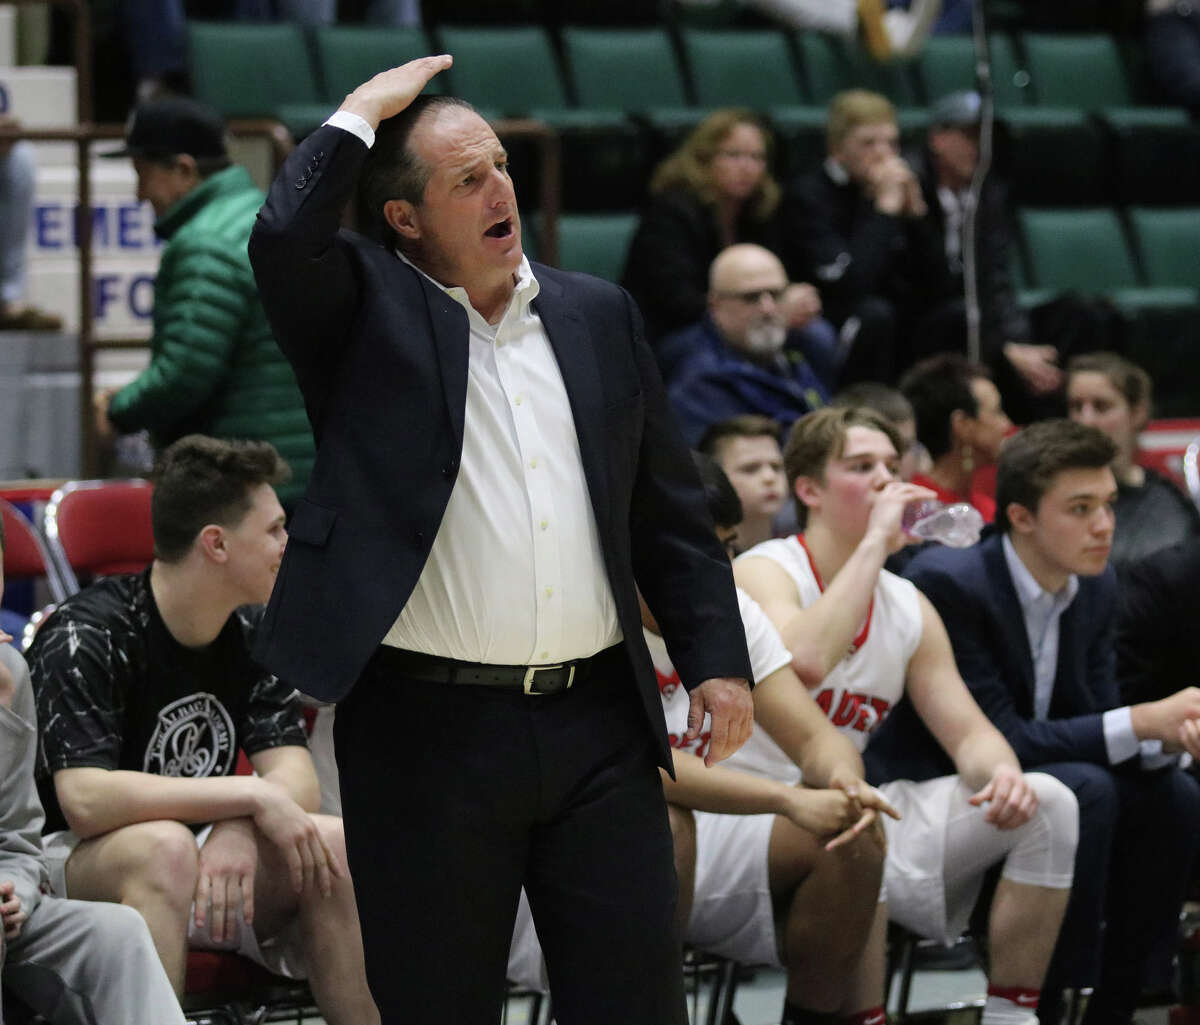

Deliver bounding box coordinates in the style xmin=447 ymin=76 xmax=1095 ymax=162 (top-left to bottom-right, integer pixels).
xmin=85 ymin=820 xmax=199 ymax=911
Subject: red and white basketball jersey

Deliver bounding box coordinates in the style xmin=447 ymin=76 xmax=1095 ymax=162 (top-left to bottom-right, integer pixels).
xmin=646 ymin=588 xmax=793 ymax=777
xmin=735 ymin=535 xmax=923 ymax=753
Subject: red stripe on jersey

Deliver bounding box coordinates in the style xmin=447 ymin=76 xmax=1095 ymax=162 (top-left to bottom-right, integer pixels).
xmin=795 ymin=533 xmax=874 ymax=654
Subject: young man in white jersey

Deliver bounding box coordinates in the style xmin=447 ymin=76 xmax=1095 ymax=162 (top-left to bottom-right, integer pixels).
xmin=735 ymin=406 xmax=1079 ymax=1025
xmin=509 ymin=453 xmax=899 ymax=1025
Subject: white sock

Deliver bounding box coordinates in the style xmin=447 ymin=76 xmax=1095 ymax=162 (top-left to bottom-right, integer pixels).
xmin=981 ymin=994 xmax=1039 ymax=1025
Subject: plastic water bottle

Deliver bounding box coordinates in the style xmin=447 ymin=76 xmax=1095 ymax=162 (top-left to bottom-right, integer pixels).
xmin=901 ymin=500 xmax=984 ymax=548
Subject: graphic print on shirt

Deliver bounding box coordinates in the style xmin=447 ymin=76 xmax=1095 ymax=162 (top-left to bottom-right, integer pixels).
xmin=813 ymin=687 xmax=891 ymax=735
xmin=144 ymin=692 xmax=236 ymax=777
xmin=656 ymin=666 xmax=710 ymax=758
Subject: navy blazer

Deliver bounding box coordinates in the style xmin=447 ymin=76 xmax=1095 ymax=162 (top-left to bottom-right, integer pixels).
xmin=867 ymin=532 xmax=1121 ymax=785
xmin=247 ymin=125 xmax=752 ymax=768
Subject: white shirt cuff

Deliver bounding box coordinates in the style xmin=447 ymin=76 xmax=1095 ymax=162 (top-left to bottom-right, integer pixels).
xmin=324 ymin=110 xmax=375 ymax=149
xmin=1102 ymin=706 xmax=1140 ymax=765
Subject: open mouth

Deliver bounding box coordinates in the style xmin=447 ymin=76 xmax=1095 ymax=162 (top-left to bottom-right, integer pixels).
xmin=484 ymin=217 xmax=514 ymax=240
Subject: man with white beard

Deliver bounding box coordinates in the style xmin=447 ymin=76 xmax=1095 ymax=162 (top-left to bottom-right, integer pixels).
xmin=667 ymin=244 xmax=837 ymax=446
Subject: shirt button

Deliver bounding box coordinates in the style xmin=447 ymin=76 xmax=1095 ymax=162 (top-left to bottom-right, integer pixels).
xmin=529 ymin=458 xmax=538 ymax=469
xmin=539 ymin=652 xmax=549 ymax=661
xmin=514 ymin=396 xmax=522 ymax=406
xmin=545 ymin=587 xmax=553 ymax=598
xmin=540 ymin=519 xmax=548 ymax=531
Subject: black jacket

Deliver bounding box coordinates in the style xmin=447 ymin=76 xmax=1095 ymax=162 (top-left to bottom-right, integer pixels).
xmin=248 ymin=125 xmax=753 ymax=768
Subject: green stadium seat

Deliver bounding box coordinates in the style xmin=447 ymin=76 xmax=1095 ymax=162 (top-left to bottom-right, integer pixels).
xmin=997 ymin=108 xmax=1110 ymax=206
xmin=1100 ymin=107 xmax=1200 ymax=206
xmin=561 ymin=27 xmax=690 ymax=112
xmin=793 ymin=32 xmax=852 ymax=105
xmin=436 ymin=26 xmax=567 ymax=115
xmin=554 ymin=213 xmax=639 ymax=282
xmin=188 ymin=22 xmax=320 ymax=119
xmin=988 ymin=33 xmax=1034 ymax=108
xmin=794 ymin=31 xmax=919 ymax=109
xmin=313 ymin=26 xmax=436 ymax=104
xmin=1018 ymin=208 xmax=1138 ymax=292
xmin=1020 ymin=33 xmax=1132 ymax=109
xmin=1128 ymin=207 xmax=1200 ymax=289
xmin=680 ymin=29 xmax=804 ymax=108
xmin=917 ymin=35 xmax=976 ymax=102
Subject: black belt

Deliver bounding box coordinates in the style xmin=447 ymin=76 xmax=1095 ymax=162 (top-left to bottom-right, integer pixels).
xmin=376 ymin=645 xmax=601 ymax=695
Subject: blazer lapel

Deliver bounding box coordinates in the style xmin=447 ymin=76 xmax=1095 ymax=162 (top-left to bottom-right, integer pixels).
xmin=981 ymin=535 xmax=1038 ymax=713
xmin=417 ymin=273 xmax=469 ymax=454
xmin=531 ymin=275 xmax=611 ymax=533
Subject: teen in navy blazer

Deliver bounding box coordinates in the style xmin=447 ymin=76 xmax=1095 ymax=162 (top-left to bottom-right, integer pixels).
xmin=888 ymin=421 xmax=1200 ymax=1025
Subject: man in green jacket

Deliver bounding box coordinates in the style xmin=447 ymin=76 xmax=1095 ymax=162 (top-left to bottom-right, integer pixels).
xmin=95 ymin=98 xmax=314 ymax=507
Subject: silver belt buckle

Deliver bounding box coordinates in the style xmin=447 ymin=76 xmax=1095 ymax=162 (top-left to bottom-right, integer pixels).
xmin=523 ymin=663 xmax=575 ymax=695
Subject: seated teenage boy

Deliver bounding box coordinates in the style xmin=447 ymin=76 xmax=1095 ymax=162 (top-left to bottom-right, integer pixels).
xmin=899 ymin=419 xmax=1200 ymax=1025
xmin=511 ymin=452 xmax=895 ymax=1025
xmin=0 ymin=517 xmax=184 ymax=1024
xmin=735 ymin=406 xmax=1078 ymax=1025
xmin=29 ymin=435 xmax=379 ymax=1025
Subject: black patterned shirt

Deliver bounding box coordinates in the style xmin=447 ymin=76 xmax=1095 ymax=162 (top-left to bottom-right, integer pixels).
xmin=29 ymin=570 xmax=307 ymax=833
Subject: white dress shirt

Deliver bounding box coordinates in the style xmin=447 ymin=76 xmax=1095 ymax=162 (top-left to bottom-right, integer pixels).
xmin=324 ymin=111 xmax=621 ymax=666
xmin=1001 ymin=535 xmax=1172 ymax=768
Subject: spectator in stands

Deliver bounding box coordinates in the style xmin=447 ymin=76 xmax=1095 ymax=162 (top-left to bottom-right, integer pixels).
xmin=699 ymin=415 xmax=788 ymax=553
xmin=665 ymin=244 xmax=835 ymax=445
xmin=1145 ymin=0 xmax=1200 ymax=111
xmin=737 ymin=406 xmax=1078 ymax=1025
xmin=0 ymin=121 xmax=61 ymax=331
xmin=1066 ymin=351 xmax=1200 ymax=575
xmin=912 ymin=93 xmax=1066 ymax=407
xmin=0 ymin=519 xmax=185 ymax=1024
xmin=900 ymin=353 xmax=1011 ymax=522
xmin=1115 ymin=537 xmax=1200 ymax=707
xmin=512 ymin=452 xmax=894 ymax=1025
xmin=781 ymin=90 xmax=950 ymax=385
xmin=92 ymin=98 xmax=314 ymax=508
xmin=831 ymin=381 xmax=923 ymax=481
xmin=28 ymin=435 xmax=378 ymax=1024
xmin=899 ymin=419 xmax=1200 ymax=1025
xmin=623 ymin=109 xmax=826 ymax=346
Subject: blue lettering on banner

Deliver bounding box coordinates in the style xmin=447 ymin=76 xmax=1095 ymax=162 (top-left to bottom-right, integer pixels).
xmin=93 ymin=274 xmax=119 ymax=320
xmin=128 ymin=274 xmax=154 ymax=318
xmin=32 ymin=201 xmax=158 ymax=252
xmin=90 ymin=273 xmax=157 ymax=322
xmin=34 ymin=204 xmax=63 ymax=249
xmin=117 ymin=204 xmax=143 ymax=249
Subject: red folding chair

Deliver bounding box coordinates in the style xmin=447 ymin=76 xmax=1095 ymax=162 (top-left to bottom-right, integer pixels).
xmin=42 ymin=479 xmax=154 ymax=600
xmin=0 ymin=500 xmax=62 ymax=596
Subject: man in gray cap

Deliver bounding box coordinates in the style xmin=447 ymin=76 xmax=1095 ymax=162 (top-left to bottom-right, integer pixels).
xmin=909 ymin=91 xmax=1062 ymax=402
xmin=94 ymin=97 xmax=314 ymax=508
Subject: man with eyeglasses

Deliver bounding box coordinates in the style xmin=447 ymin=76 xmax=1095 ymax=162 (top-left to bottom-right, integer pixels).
xmin=665 ymin=243 xmax=836 ymax=446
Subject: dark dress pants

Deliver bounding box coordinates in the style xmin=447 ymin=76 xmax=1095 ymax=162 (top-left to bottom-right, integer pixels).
xmin=333 ymin=644 xmax=689 ymax=1025
xmin=1036 ymin=761 xmax=1200 ymax=1025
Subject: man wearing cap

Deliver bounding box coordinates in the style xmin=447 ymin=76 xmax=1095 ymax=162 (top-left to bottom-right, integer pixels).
xmin=94 ymin=97 xmax=314 ymax=507
xmin=909 ymin=91 xmax=1118 ymax=422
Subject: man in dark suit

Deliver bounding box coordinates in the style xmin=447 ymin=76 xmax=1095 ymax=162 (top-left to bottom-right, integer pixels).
xmin=247 ymin=56 xmax=755 ymax=1025
xmin=889 ymin=419 xmax=1200 ymax=1025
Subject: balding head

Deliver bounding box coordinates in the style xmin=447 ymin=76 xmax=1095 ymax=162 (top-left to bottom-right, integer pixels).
xmin=708 ymin=244 xmax=788 ymax=356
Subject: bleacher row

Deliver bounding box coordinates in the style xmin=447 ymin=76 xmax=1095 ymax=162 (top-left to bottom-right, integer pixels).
xmin=179 ymin=21 xmax=1200 ymax=418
